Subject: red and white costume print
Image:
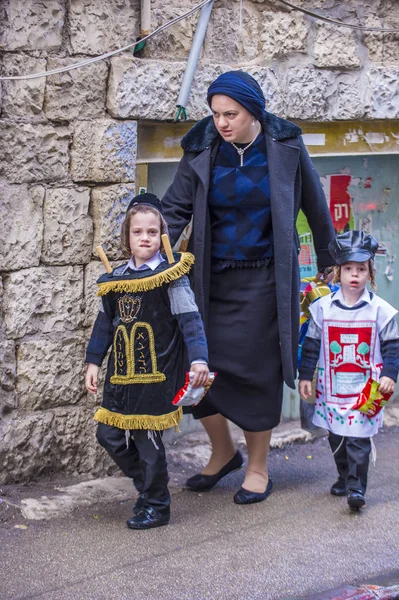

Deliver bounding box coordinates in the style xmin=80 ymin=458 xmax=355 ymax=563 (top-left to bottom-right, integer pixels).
xmin=310 ymin=288 xmax=397 ymax=437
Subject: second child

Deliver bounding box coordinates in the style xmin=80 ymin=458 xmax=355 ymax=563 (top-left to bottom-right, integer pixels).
xmin=299 ymin=230 xmax=399 ymax=510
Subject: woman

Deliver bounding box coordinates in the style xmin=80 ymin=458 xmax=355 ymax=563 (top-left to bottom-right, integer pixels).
xmin=162 ymin=71 xmax=335 ymax=504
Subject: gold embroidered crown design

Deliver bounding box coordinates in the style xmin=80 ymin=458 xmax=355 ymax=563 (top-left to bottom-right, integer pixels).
xmin=118 ymin=295 xmax=141 ymax=323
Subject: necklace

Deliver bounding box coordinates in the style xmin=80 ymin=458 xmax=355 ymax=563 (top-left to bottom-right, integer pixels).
xmin=230 ymin=125 xmax=261 ymax=166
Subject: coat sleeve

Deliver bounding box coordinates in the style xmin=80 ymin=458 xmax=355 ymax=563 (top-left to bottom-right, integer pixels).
xmin=162 ymin=153 xmax=195 ymax=246
xmin=298 ymin=137 xmax=335 ymax=271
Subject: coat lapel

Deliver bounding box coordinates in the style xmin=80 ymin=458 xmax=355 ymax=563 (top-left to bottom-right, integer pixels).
xmin=266 ymin=134 xmax=300 ymax=385
xmin=188 ymin=147 xmax=213 ymax=320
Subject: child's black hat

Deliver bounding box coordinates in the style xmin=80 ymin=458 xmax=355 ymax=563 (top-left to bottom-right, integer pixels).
xmin=127 ymin=192 xmax=163 ymax=215
xmin=328 ymin=230 xmax=378 ymax=265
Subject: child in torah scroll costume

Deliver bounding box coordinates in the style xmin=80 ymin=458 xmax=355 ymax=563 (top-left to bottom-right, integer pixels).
xmin=85 ymin=193 xmax=209 ymax=530
xmin=299 ymin=230 xmax=399 ymax=510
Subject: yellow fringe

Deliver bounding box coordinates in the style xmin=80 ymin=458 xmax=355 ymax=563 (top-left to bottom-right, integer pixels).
xmin=93 ymin=406 xmax=183 ymax=431
xmin=97 ymin=252 xmax=194 ymax=296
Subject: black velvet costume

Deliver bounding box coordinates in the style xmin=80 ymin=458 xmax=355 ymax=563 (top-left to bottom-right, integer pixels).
xmin=89 ymin=252 xmax=197 ymax=431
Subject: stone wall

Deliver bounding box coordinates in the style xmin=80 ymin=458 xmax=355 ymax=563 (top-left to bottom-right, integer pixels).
xmin=0 ymin=0 xmax=398 ymax=483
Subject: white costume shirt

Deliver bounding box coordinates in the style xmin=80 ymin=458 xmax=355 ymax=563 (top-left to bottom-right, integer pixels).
xmin=309 ymin=288 xmax=397 ymax=437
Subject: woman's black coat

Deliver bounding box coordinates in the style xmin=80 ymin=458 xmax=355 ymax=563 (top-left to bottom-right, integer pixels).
xmin=162 ymin=112 xmax=335 ymax=389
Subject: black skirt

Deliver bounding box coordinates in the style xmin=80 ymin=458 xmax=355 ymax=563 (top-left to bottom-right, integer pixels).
xmin=192 ymin=263 xmax=283 ymax=432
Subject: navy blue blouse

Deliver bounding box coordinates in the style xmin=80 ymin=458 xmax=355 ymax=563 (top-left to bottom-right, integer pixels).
xmin=208 ymin=132 xmax=273 ymax=262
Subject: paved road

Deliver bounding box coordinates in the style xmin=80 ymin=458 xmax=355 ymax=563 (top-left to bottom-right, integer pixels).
xmin=1 ymin=427 xmax=398 ymax=600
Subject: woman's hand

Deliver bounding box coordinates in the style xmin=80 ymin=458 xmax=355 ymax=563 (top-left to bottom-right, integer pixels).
xmin=85 ymin=363 xmax=100 ymax=393
xmin=190 ymin=363 xmax=210 ymax=389
xmin=299 ymin=380 xmax=312 ymax=400
xmin=379 ymin=376 xmax=395 ymax=395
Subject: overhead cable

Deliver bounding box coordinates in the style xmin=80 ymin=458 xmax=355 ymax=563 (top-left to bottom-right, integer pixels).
xmin=0 ymin=0 xmax=213 ymax=81
xmin=275 ymin=0 xmax=399 ymax=33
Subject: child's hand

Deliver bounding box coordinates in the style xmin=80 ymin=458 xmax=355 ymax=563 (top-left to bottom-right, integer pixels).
xmin=85 ymin=363 xmax=100 ymax=393
xmin=379 ymin=376 xmax=395 ymax=395
xmin=190 ymin=363 xmax=210 ymax=389
xmin=299 ymin=380 xmax=312 ymax=400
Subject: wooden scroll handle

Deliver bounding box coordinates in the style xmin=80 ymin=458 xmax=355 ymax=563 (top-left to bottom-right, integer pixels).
xmin=161 ymin=234 xmax=174 ymax=265
xmin=96 ymin=245 xmax=113 ymax=273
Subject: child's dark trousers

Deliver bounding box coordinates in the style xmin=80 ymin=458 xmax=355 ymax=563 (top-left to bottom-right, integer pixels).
xmin=328 ymin=433 xmax=371 ymax=494
xmin=96 ymin=423 xmax=170 ymax=516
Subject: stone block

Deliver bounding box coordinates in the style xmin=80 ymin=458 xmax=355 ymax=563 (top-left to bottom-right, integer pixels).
xmin=367 ymin=67 xmax=399 ymax=119
xmin=0 ymin=411 xmax=54 ymax=483
xmin=107 ymin=56 xmax=238 ymax=122
xmin=107 ymin=56 xmax=186 ymax=120
xmin=90 ymin=184 xmax=136 ymax=260
xmin=68 ymin=0 xmax=139 ymax=55
xmin=203 ymin=5 xmax=260 ymax=63
xmin=45 ymin=58 xmax=108 ymax=121
xmin=0 ymin=407 xmax=113 ymax=484
xmin=330 ymin=73 xmax=366 ymax=120
xmin=363 ymin=15 xmax=399 ymax=66
xmin=284 ymin=68 xmax=333 ymax=120
xmin=0 ymin=122 xmax=70 ymax=184
xmin=16 ymin=336 xmax=86 ymax=411
xmin=0 ymin=183 xmax=44 ymax=271
xmin=376 ymin=0 xmax=399 ymax=19
xmin=41 ymin=187 xmax=93 ymax=266
xmin=84 ymin=261 xmax=108 ymax=329
xmin=3 ymin=266 xmax=84 ymax=340
xmin=260 ymin=12 xmax=308 ymax=59
xmin=71 ymin=119 xmax=137 ymax=183
xmin=0 ymin=0 xmax=64 ymax=51
xmin=1 ymin=54 xmax=46 ymax=117
xmin=141 ymin=0 xmax=196 ymax=60
xmin=0 ymin=339 xmax=17 ymax=416
xmin=314 ymin=23 xmax=360 ymax=69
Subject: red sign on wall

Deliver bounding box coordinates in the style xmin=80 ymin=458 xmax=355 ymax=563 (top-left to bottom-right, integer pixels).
xmin=329 ymin=174 xmax=351 ymax=232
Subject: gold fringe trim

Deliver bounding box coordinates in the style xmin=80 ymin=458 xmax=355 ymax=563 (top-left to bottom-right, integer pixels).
xmin=97 ymin=252 xmax=194 ymax=296
xmin=93 ymin=406 xmax=183 ymax=431
xmin=110 ymin=373 xmax=166 ymax=384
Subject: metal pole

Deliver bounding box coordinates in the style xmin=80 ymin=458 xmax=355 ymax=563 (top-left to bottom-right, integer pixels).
xmin=140 ymin=0 xmax=151 ymax=37
xmin=175 ymin=0 xmax=214 ymax=115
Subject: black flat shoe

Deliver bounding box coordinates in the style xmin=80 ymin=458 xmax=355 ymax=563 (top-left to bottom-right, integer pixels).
xmin=185 ymin=450 xmax=243 ymax=491
xmin=330 ymin=478 xmax=346 ymax=496
xmin=347 ymin=489 xmax=366 ymax=510
xmin=127 ymin=506 xmax=170 ymax=530
xmin=234 ymin=478 xmax=273 ymax=505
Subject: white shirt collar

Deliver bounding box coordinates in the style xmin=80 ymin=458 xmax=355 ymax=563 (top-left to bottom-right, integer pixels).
xmin=331 ymin=286 xmax=372 ymax=307
xmin=122 ymin=250 xmax=165 ymax=273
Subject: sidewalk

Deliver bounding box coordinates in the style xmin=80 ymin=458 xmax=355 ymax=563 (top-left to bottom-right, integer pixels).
xmin=0 ymin=418 xmax=312 ymax=522
xmin=1 ymin=409 xmax=398 ymax=600
xmin=1 ymin=401 xmax=398 ymax=522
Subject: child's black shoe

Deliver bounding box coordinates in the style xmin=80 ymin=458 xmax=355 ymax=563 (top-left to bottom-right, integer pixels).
xmin=127 ymin=506 xmax=170 ymax=530
xmin=330 ymin=478 xmax=346 ymax=496
xmin=347 ymin=489 xmax=366 ymax=510
xmin=133 ymin=494 xmax=145 ymax=515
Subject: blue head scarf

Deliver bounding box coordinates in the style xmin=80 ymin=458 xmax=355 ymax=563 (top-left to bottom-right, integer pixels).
xmin=207 ymin=71 xmax=266 ymax=121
